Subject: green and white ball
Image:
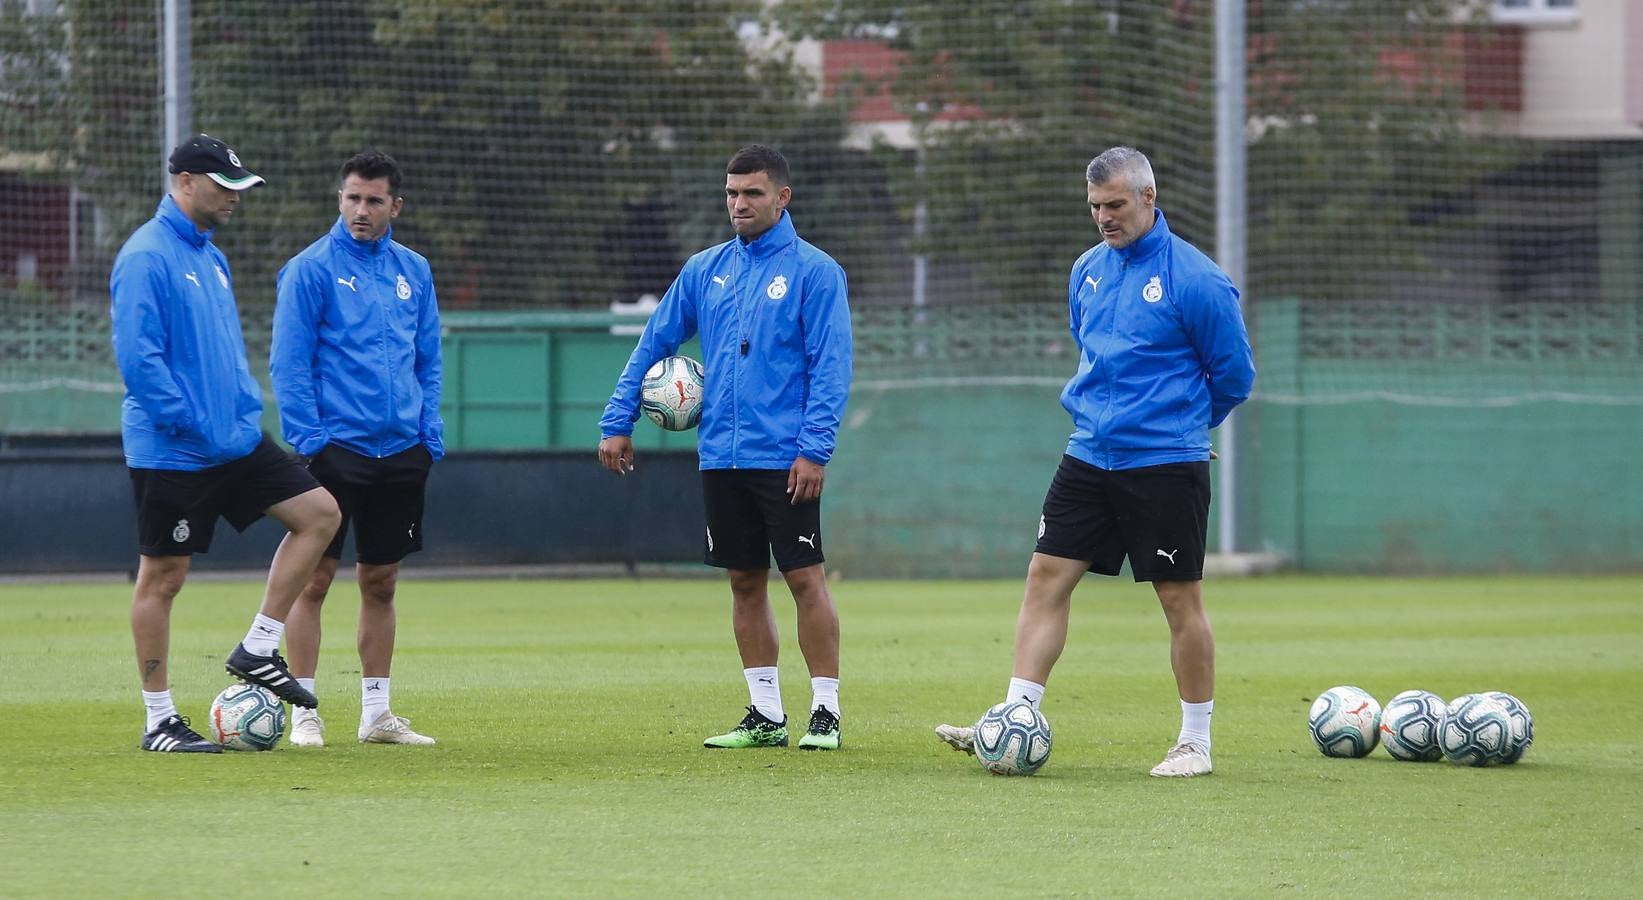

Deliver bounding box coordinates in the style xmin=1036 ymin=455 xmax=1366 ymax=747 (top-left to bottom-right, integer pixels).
xmin=640 ymin=355 xmax=705 ymax=431
xmin=1379 ymin=689 xmax=1447 ymax=762
xmin=209 ymin=683 xmax=286 ymax=751
xmin=1486 ymin=692 xmax=1534 ymax=764
xmin=1308 ymin=685 xmax=1381 ymax=758
xmin=1441 ymin=692 xmax=1532 ymax=767
xmin=973 ymin=700 xmax=1052 ymax=776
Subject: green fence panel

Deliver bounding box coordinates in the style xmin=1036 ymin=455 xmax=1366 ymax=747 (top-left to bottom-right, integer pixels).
xmin=440 ymin=311 xmax=700 ymax=452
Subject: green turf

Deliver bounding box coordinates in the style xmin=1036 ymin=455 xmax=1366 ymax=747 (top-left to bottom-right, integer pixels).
xmin=2 ymin=575 xmax=1640 ymax=897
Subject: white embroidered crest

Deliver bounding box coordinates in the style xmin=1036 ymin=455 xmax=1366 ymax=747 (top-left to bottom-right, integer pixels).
xmin=396 ymin=274 xmax=412 ymax=300
xmin=172 ymin=519 xmax=191 ymax=543
xmin=214 ymin=265 xmax=228 ymax=289
xmin=766 ymin=275 xmax=788 ymax=300
xmin=1142 ymin=276 xmax=1163 ymax=303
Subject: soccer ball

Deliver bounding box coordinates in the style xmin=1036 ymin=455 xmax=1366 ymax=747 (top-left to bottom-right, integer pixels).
xmin=640 ymin=355 xmax=705 ymax=431
xmin=973 ymin=700 xmax=1052 ymax=776
xmin=1488 ymin=691 xmax=1534 ymax=764
xmin=1441 ymin=692 xmax=1532 ymax=767
xmin=208 ymin=683 xmax=286 ymax=751
xmin=1378 ymin=689 xmax=1447 ymax=762
xmin=1307 ymin=685 xmax=1382 ymax=758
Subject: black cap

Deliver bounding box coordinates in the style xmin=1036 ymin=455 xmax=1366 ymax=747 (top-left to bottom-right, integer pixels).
xmin=167 ymin=134 xmax=265 ymax=190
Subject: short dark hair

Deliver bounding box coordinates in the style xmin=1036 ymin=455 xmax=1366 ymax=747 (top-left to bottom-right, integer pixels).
xmin=340 ymin=150 xmax=402 ymax=194
xmin=726 ymin=144 xmax=790 ymax=187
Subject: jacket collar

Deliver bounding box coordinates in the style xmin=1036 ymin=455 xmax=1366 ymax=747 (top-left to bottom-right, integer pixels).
xmin=1113 ymin=208 xmax=1170 ymax=264
xmin=329 ymin=216 xmax=393 ymax=259
xmin=737 ymin=210 xmax=797 ymax=259
xmin=157 ymin=195 xmax=211 ymax=249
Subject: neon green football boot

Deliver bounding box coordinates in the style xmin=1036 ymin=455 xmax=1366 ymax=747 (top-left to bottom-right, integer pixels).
xmin=703 ymin=706 xmax=788 ymax=748
xmin=797 ymin=706 xmax=841 ymax=751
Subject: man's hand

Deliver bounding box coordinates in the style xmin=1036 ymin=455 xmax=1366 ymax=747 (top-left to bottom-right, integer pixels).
xmin=598 ymin=435 xmax=635 ymax=475
xmin=787 ymin=456 xmax=825 ymax=505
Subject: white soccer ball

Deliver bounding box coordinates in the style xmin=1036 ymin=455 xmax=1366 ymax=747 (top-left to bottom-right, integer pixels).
xmin=640 ymin=355 xmax=705 ymax=431
xmin=1307 ymin=685 xmax=1382 ymax=758
xmin=209 ymin=683 xmax=286 ymax=751
xmin=1441 ymin=692 xmax=1532 ymax=767
xmin=1487 ymin=692 xmax=1534 ymax=764
xmin=1378 ymin=689 xmax=1447 ymax=762
xmin=973 ymin=700 xmax=1052 ymax=776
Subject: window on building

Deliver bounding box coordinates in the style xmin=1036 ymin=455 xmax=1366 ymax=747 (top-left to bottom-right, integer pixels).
xmin=1492 ymin=0 xmax=1579 ymax=24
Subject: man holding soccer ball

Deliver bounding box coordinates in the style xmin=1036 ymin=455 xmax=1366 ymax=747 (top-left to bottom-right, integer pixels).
xmin=936 ymin=147 xmax=1255 ymax=777
xmin=597 ymin=145 xmax=853 ymax=751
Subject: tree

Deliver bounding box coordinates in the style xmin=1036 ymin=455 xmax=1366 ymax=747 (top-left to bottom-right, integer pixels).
xmin=4 ymin=0 xmax=859 ymax=309
xmin=775 ymin=0 xmax=1528 ymax=308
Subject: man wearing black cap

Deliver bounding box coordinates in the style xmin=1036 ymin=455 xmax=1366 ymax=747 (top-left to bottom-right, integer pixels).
xmin=110 ymin=134 xmax=342 ymax=752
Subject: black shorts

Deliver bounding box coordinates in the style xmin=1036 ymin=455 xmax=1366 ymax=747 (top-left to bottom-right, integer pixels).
xmin=1034 ymin=455 xmax=1210 ymax=582
xmin=306 ymin=443 xmax=434 ymax=566
xmin=129 ymin=434 xmax=321 ymax=557
xmin=701 ymin=469 xmax=824 ymax=572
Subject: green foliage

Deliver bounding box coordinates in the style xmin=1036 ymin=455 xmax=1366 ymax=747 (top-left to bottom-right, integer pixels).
xmin=1 ymin=1 xmax=159 ymax=284
xmin=187 ymin=0 xmax=840 ymax=308
xmin=780 ymin=0 xmax=1200 ymax=307
xmin=777 ymin=0 xmax=1531 ymax=305
xmin=2 ymin=575 xmax=1640 ymax=894
xmin=1244 ymin=0 xmax=1525 ymax=301
xmin=5 ymin=0 xmax=857 ymax=308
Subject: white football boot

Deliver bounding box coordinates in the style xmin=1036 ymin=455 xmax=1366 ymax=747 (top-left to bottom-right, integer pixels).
xmin=289 ymin=708 xmax=325 ymax=747
xmin=1149 ymin=742 xmax=1213 ymax=777
xmin=359 ymin=710 xmax=436 ymax=745
xmin=935 ymin=724 xmax=976 ymax=755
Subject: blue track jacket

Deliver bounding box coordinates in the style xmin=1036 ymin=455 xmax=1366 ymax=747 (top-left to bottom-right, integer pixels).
xmin=110 ymin=196 xmax=263 ymax=470
xmin=271 ymin=218 xmax=444 ymax=460
xmin=600 ymin=211 xmax=852 ymax=470
xmin=1061 ymin=209 xmax=1255 ymax=470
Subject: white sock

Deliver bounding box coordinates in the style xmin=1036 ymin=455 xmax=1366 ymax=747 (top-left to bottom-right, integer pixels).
xmin=810 ymin=676 xmax=840 ymax=717
xmin=1179 ymin=699 xmax=1214 ymax=752
xmin=743 ymin=666 xmax=783 ymax=723
xmin=241 ymin=613 xmax=284 ymax=657
xmin=296 ymin=677 xmax=316 ymax=696
xmin=143 ymin=689 xmax=177 ymax=732
xmin=361 ymin=677 xmax=390 ymax=729
xmin=1007 ymin=677 xmax=1046 ymax=709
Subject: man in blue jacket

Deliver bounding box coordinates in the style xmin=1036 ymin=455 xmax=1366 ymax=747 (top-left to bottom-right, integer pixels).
xmin=271 ymin=150 xmax=443 ymax=748
xmin=936 ymin=146 xmax=1255 ymax=778
xmin=598 ymin=145 xmax=853 ymax=751
xmin=111 ymin=134 xmax=341 ymax=753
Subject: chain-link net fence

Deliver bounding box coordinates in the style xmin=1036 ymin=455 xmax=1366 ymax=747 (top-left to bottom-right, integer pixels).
xmin=3 ymin=0 xmax=1639 ymax=571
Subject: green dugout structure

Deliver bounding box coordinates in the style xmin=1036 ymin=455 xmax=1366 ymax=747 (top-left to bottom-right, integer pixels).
xmin=2 ymin=300 xmax=1639 ymax=575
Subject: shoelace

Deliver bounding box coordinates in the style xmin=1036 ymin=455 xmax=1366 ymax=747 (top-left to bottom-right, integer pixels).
xmin=158 ymin=715 xmax=203 ymax=739
xmin=807 ymin=708 xmax=839 ymax=734
xmin=1164 ymin=743 xmax=1203 ymax=761
xmin=736 ymin=705 xmax=778 ymax=732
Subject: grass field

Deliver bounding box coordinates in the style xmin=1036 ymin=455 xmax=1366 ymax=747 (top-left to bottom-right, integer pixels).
xmin=2 ymin=574 xmax=1640 ymax=897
